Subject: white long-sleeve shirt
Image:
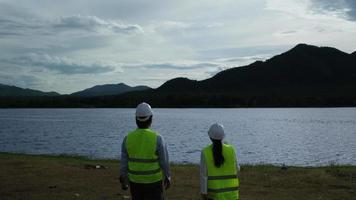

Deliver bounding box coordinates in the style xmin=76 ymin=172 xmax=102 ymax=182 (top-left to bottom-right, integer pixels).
xmin=200 ymin=146 xmax=240 ymax=194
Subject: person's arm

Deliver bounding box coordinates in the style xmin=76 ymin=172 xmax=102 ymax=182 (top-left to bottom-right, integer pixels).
xmin=200 ymin=150 xmax=208 ymax=197
xmin=233 ymin=146 xmax=240 ymax=179
xmin=157 ymin=135 xmax=171 ymax=189
xmin=120 ymin=137 xmax=129 ymax=189
xmin=236 ymin=157 xmax=240 ymax=172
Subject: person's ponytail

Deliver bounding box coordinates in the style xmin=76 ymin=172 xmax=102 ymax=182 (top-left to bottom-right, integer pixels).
xmin=212 ymin=139 xmax=224 ymax=167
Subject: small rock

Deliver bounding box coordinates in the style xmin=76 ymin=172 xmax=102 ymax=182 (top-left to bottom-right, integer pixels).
xmin=74 ymin=193 xmax=80 ymax=197
xmin=84 ymin=164 xmax=107 ymax=169
xmin=281 ymin=164 xmax=288 ymax=170
xmin=48 ymin=185 xmax=56 ymax=189
xmin=96 ymin=165 xmax=107 ymax=169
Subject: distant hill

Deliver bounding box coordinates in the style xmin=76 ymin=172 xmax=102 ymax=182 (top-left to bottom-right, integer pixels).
xmin=70 ymin=83 xmax=151 ymax=97
xmin=122 ymin=43 xmax=356 ymax=107
xmin=158 ymin=43 xmax=356 ymax=95
xmin=1 ymin=43 xmax=356 ymax=107
xmin=0 ymin=84 xmax=60 ymax=97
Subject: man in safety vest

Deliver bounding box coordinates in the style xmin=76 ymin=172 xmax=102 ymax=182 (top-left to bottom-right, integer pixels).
xmin=200 ymin=123 xmax=240 ymax=200
xmin=120 ymin=102 xmax=171 ymax=199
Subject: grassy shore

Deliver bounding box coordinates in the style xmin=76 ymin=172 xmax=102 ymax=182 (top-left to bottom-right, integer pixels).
xmin=0 ymin=153 xmax=355 ymax=200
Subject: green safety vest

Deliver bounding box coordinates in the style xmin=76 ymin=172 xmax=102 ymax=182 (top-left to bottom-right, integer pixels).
xmin=203 ymin=144 xmax=239 ymax=200
xmin=126 ymin=128 xmax=163 ymax=183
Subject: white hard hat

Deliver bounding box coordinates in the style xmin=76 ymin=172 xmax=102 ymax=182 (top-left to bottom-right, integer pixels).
xmin=135 ymin=102 xmax=153 ymax=121
xmin=208 ymin=123 xmax=225 ymax=140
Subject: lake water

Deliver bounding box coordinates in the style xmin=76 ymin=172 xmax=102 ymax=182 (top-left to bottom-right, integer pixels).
xmin=0 ymin=108 xmax=356 ymax=166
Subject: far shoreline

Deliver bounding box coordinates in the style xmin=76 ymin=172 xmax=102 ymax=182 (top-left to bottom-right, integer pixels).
xmin=1 ymin=106 xmax=356 ymax=109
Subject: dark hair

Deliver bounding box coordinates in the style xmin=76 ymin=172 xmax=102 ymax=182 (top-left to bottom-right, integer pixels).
xmin=135 ymin=116 xmax=152 ymax=129
xmin=211 ymin=138 xmax=224 ymax=167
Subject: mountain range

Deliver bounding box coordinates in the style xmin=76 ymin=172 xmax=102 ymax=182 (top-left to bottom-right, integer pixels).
xmin=0 ymin=84 xmax=59 ymax=97
xmin=0 ymin=83 xmax=150 ymax=97
xmin=158 ymin=44 xmax=356 ymax=95
xmin=70 ymin=83 xmax=151 ymax=97
xmin=1 ymin=43 xmax=356 ymax=107
xmin=147 ymin=43 xmax=356 ymax=107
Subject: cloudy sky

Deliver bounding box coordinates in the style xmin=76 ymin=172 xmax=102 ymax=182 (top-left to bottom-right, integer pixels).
xmin=1 ymin=0 xmax=356 ymax=94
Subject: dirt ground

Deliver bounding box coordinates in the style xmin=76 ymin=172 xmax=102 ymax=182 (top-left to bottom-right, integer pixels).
xmin=0 ymin=153 xmax=355 ymax=199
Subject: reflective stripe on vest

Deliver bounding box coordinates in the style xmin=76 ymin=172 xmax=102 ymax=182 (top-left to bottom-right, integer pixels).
xmin=208 ymin=186 xmax=239 ymax=193
xmin=208 ymin=175 xmax=237 ymax=180
xmin=128 ymin=168 xmax=161 ymax=175
xmin=126 ymin=129 xmax=163 ymax=183
xmin=128 ymin=158 xmax=159 ymax=163
xmin=203 ymin=144 xmax=240 ymax=200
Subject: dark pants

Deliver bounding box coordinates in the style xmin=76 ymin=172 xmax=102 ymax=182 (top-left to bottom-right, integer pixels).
xmin=129 ymin=181 xmax=164 ymax=200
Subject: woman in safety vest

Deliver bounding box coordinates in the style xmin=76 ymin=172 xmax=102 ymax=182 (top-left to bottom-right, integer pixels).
xmin=200 ymin=123 xmax=240 ymax=200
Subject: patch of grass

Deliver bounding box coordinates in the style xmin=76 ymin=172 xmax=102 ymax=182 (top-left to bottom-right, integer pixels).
xmin=1 ymin=153 xmax=356 ymax=199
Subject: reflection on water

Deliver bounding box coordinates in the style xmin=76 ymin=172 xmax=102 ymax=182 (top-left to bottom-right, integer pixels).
xmin=1 ymin=108 xmax=356 ymax=166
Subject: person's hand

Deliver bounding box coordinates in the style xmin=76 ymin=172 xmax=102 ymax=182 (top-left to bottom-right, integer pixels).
xmin=121 ymin=183 xmax=129 ymax=191
xmin=201 ymin=194 xmax=208 ymax=200
xmin=119 ymin=175 xmax=129 ymax=191
xmin=164 ymin=178 xmax=171 ymax=190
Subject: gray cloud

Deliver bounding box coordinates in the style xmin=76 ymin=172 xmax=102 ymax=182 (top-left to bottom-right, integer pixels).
xmin=123 ymin=62 xmax=219 ymax=71
xmin=216 ymin=55 xmax=269 ymax=63
xmin=0 ymin=31 xmax=23 ymax=36
xmin=0 ymin=73 xmax=41 ymax=89
xmin=153 ymin=20 xmax=223 ymax=35
xmin=198 ymin=45 xmax=290 ymax=59
xmin=279 ymin=30 xmax=298 ymax=35
xmin=1 ymin=53 xmax=117 ymax=74
xmin=53 ymin=15 xmax=143 ymax=34
xmin=311 ymin=0 xmax=356 ymax=21
xmin=206 ymin=66 xmax=231 ymax=77
xmin=0 ymin=14 xmax=142 ymax=38
xmin=0 ymin=17 xmax=36 ymax=35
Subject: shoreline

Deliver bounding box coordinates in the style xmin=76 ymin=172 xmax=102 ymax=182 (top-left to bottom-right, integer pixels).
xmin=1 ymin=106 xmax=356 ymax=109
xmin=1 ymin=152 xmax=355 ymax=167
xmin=1 ymin=152 xmax=355 ymax=199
